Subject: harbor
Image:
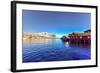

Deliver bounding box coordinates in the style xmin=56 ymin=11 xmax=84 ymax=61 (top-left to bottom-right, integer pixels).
xmin=22 ymin=30 xmax=91 ymax=62
xmin=22 ymin=10 xmax=91 ymax=63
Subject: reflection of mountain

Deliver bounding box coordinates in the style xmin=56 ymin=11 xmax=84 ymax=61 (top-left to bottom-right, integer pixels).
xmin=23 ymin=32 xmax=56 ymax=42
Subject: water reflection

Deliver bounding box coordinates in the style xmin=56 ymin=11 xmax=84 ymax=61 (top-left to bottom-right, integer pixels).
xmin=23 ymin=38 xmax=53 ymax=44
xmin=64 ymin=42 xmax=69 ymax=48
xmin=23 ymin=38 xmax=91 ymax=63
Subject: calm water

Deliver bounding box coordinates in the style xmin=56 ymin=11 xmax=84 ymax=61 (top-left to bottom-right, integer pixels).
xmin=22 ymin=39 xmax=91 ymax=63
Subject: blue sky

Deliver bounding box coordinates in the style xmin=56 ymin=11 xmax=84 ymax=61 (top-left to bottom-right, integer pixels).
xmin=22 ymin=10 xmax=91 ymax=38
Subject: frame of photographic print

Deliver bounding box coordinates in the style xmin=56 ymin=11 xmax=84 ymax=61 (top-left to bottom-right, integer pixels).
xmin=11 ymin=1 xmax=98 ymax=72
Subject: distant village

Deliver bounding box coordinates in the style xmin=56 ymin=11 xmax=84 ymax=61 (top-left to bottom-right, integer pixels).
xmin=23 ymin=32 xmax=56 ymax=41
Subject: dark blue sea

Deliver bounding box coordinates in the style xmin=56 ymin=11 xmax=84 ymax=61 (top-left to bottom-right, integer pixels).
xmin=22 ymin=39 xmax=90 ymax=63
